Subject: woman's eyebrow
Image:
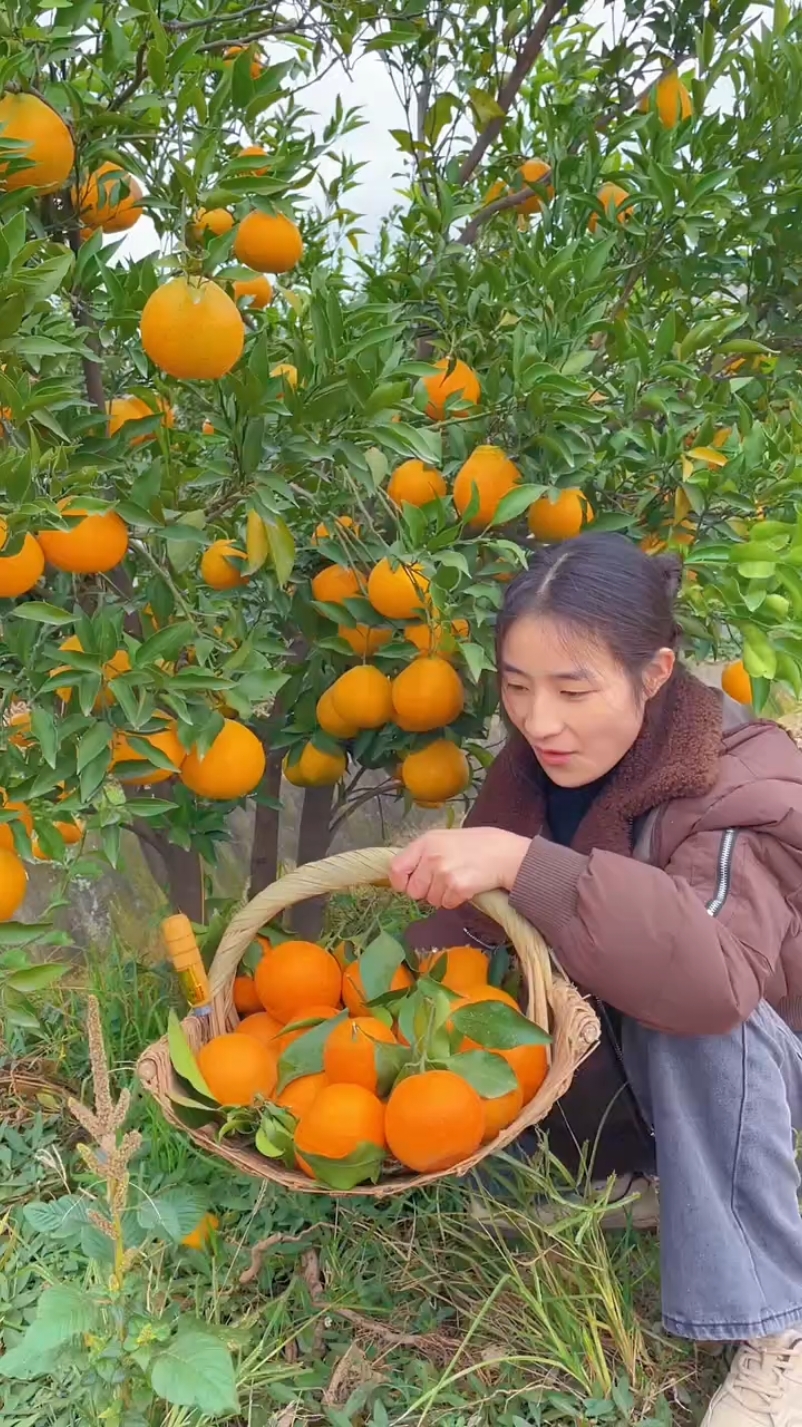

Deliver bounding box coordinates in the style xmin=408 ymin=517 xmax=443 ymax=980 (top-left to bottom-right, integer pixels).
xmin=501 ymin=662 xmax=591 ymax=681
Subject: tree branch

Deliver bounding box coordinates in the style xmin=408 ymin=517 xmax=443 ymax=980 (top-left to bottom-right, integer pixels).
xmin=457 ymin=0 xmax=568 ymax=185
xmin=458 ymin=178 xmax=546 ymax=244
xmin=66 ymin=228 xmax=106 ymax=414
xmin=109 ymin=43 xmax=147 ymax=111
xmin=164 ymin=4 xmax=303 ymax=31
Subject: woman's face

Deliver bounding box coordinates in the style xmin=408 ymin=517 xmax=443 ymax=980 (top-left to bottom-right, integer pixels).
xmin=500 ymin=614 xmax=674 ymax=787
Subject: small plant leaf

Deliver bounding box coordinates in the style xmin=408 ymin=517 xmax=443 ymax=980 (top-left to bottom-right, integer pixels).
xmin=297 ymin=1140 xmax=386 ymax=1190
xmin=445 ymin=1050 xmax=518 ymax=1097
xmin=359 ymin=931 xmax=408 ymax=1002
xmin=150 ymin=1324 xmax=239 ymax=1414
xmin=167 ymin=1011 xmax=216 ymax=1101
xmin=374 ymin=1040 xmax=412 ymax=1098
xmin=276 ymin=1008 xmax=347 ymax=1092
xmin=451 ymin=1002 xmax=551 ymax=1050
xmin=138 ymin=1187 xmax=211 ymax=1242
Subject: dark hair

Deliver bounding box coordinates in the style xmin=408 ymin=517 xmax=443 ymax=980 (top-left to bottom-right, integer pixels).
xmin=496 ymin=532 xmax=682 ymax=687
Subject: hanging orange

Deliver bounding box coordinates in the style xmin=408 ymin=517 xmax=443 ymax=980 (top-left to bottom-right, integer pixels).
xmin=111 ymin=720 xmax=186 ymax=786
xmin=367 ymin=558 xmax=429 ymax=619
xmin=401 ymin=740 xmax=470 ymax=805
xmin=329 ymin=666 xmax=393 ymax=730
xmin=233 ymin=212 xmax=303 ymax=273
xmin=422 ymin=359 xmax=480 ymax=421
xmin=0 ymin=847 xmax=27 ymax=920
xmin=453 ymin=445 xmax=520 ymax=528
xmin=387 ymin=460 xmax=447 ymax=508
xmin=73 ymin=162 xmax=143 ymax=232
xmin=0 ymin=520 xmax=44 ymax=597
xmin=180 ymin=720 xmax=266 ymax=800
xmin=38 ymin=503 xmax=128 ymax=575
xmin=311 ymin=564 xmax=363 ymax=605
xmin=517 ymin=157 xmax=554 ymax=214
xmin=232 ymin=274 xmax=273 ymax=309
xmin=200 ymin=539 xmax=248 ymax=590
xmin=528 ymin=488 xmax=593 ymax=542
xmin=140 ymin=277 xmax=244 ymax=380
xmin=0 ymin=93 xmax=74 ymax=193
xmin=391 ymin=657 xmax=464 ymax=733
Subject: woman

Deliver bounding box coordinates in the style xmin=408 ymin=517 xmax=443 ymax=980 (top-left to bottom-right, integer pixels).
xmin=391 ymin=531 xmax=802 ymax=1427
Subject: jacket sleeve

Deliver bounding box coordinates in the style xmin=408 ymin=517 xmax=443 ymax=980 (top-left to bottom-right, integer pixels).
xmin=404 ymin=744 xmax=529 ymax=954
xmin=509 ymin=827 xmax=796 ymax=1034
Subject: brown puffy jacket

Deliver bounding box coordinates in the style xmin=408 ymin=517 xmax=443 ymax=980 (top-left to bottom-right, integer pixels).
xmin=406 ymin=668 xmax=802 ymax=1174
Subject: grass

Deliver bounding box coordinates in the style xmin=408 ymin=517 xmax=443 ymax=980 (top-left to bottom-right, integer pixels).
xmin=0 ymin=889 xmax=719 ymax=1426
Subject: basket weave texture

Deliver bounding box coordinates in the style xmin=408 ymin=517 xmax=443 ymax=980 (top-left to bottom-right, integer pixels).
xmin=137 ymin=846 xmax=600 ymax=1197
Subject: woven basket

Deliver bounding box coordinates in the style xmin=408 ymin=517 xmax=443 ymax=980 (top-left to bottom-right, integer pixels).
xmin=137 ymin=846 xmax=600 ymax=1197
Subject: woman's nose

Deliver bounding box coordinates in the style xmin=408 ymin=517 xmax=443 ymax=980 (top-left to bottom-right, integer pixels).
xmin=522 ymin=696 xmax=565 ymax=742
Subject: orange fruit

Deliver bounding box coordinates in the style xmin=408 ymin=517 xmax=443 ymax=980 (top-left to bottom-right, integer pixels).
xmin=39 ymin=502 xmax=128 ymax=575
xmin=454 ymin=445 xmax=520 ymax=528
xmin=274 ymin=1003 xmax=341 ymax=1054
xmin=224 ymin=44 xmax=263 ymax=78
xmin=270 ymin=362 xmax=298 ymax=388
xmin=284 ymin=743 xmax=346 ymax=787
xmin=316 ymin=687 xmax=359 ymax=740
xmin=0 ymin=519 xmax=44 ymax=597
xmin=387 ymin=459 xmax=447 ymax=508
xmin=73 ymin=162 xmax=143 ymax=232
xmin=182 ymin=1212 xmax=219 ymax=1250
xmin=112 ymin=720 xmax=186 ymax=786
xmin=329 ymin=666 xmax=393 ymax=731
xmin=5 ymin=708 xmax=32 ymax=748
xmin=192 ymin=206 xmax=234 ymax=239
xmin=196 ymin=1032 xmax=278 ymax=1106
xmin=0 ymin=797 xmax=32 ymax=852
xmin=484 ymin=178 xmax=506 ymax=205
xmin=295 ymin=1082 xmax=386 ymax=1178
xmin=342 ymin=960 xmax=414 ymax=1017
xmin=528 ymin=488 xmax=593 ymax=542
xmin=237 ymin=144 xmax=269 ymax=174
xmin=391 ymin=657 xmax=464 ymax=733
xmin=323 ymin=1016 xmax=397 ymax=1093
xmin=31 ymin=816 xmax=84 ymax=860
xmin=200 ymin=539 xmax=248 ymax=589
xmin=722 ymin=659 xmax=753 ymax=706
xmin=640 ymin=72 xmax=693 ymax=128
xmin=107 ymin=394 xmax=172 ymax=444
xmin=517 ymin=157 xmax=554 ymax=214
xmin=367 ymin=558 xmax=429 ymax=619
xmin=0 ymin=847 xmax=28 ymax=920
xmin=401 ymin=740 xmax=469 ymax=806
xmin=423 ymin=358 xmax=480 ymax=422
xmin=140 ymin=277 xmax=244 ymax=380
xmin=338 ymin=624 xmax=392 ymax=657
xmin=313 ymin=514 xmax=359 ymax=542
xmin=233 ymin=274 xmax=273 ymax=309
xmin=0 ymin=93 xmax=74 ymax=193
xmin=53 ymin=637 xmax=131 ymax=707
xmin=588 ymin=182 xmax=633 ymax=233
xmin=420 ymin=946 xmax=489 ymax=995
xmin=254 ymin=939 xmax=342 ymax=1022
xmin=180 ymin=720 xmax=266 ymax=800
xmin=482 ymin=1076 xmax=524 ymax=1142
xmin=235 ymin=1010 xmax=283 ymax=1046
xmin=202 ymin=419 xmax=215 ymax=435
xmin=403 ymin=618 xmax=468 ymax=660
xmin=233 ymin=976 xmax=264 ymax=1015
xmin=311 ymin=564 xmax=363 ymax=605
xmin=233 ymin=212 xmax=304 ymax=273
xmin=385 ymin=1069 xmax=485 ymax=1172
xmin=276 ymin=1072 xmax=329 ymax=1119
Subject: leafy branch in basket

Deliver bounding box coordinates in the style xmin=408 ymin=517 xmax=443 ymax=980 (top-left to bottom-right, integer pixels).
xmin=0 ymin=995 xmax=238 ymax=1423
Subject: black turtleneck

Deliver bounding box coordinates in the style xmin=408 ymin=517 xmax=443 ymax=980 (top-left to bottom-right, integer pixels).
xmin=542 ymin=768 xmax=614 ymax=848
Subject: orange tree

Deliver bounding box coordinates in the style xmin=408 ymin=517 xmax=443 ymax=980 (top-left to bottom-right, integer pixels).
xmin=1 ymin=0 xmax=802 ymax=944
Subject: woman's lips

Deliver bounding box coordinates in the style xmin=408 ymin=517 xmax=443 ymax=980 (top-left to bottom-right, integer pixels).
xmin=535 ymin=747 xmax=573 ymax=765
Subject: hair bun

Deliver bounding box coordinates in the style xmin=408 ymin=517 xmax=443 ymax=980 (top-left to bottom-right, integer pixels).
xmin=654 ymin=552 xmax=683 ymax=603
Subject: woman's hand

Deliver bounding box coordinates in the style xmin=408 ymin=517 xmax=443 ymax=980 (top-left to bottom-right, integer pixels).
xmin=389 ymin=828 xmax=531 ymax=908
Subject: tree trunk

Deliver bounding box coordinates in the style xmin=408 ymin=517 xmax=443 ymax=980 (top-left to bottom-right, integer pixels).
xmin=290 ymin=785 xmax=335 ymax=939
xmin=133 ymin=821 xmax=204 ymax=922
xmin=249 ymin=749 xmax=283 ymax=894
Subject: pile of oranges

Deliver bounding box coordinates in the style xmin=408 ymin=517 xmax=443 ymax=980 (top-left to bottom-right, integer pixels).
xmin=176 ymin=935 xmax=550 ymax=1191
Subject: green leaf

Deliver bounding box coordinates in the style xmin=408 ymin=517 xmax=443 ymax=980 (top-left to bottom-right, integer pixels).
xmin=276 ymin=1008 xmax=347 ymax=1092
xmin=167 ymin=1011 xmax=217 ymax=1102
xmin=138 ymin=1188 xmax=210 ymax=1243
xmin=23 ymin=1195 xmax=90 ymax=1238
xmin=265 ymin=516 xmax=296 ymax=587
xmin=451 ymin=1002 xmax=551 ymax=1050
xmin=742 ymin=624 xmax=777 ymax=680
xmin=295 ymin=1141 xmax=385 ymax=1191
xmin=10 ymin=602 xmax=73 ymax=625
xmin=424 ymin=92 xmax=459 ymax=145
xmin=150 ymin=1325 xmax=238 ymax=1415
xmin=468 ymin=86 xmax=505 ymax=127
xmin=6 ymin=963 xmax=66 ymax=993
xmin=490 ymin=484 xmax=545 ymax=528
xmin=76 ymin=720 xmax=111 ymax=774
xmin=359 ymin=931 xmax=408 ymax=1002
xmin=445 ymin=1050 xmax=518 ymax=1098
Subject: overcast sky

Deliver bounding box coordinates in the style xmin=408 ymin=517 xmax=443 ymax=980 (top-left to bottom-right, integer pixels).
xmin=116 ymin=0 xmax=743 ymax=264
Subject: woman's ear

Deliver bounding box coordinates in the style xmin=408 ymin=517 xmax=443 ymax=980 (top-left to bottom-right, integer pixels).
xmin=643 ymin=647 xmax=675 ymax=700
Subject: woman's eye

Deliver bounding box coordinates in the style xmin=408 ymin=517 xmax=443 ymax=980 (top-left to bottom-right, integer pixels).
xmin=561 ymin=689 xmax=590 ymax=700
xmin=505 ymin=682 xmax=528 ymax=694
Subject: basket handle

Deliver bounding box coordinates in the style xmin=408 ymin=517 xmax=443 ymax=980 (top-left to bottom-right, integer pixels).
xmin=208 ymin=846 xmax=553 ymax=1029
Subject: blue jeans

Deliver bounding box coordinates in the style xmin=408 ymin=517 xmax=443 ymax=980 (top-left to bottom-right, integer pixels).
xmin=623 ymin=1003 xmax=802 ymax=1341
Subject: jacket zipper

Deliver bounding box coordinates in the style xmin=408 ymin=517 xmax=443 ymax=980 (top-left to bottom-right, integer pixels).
xmin=706 ymin=829 xmax=738 ymax=916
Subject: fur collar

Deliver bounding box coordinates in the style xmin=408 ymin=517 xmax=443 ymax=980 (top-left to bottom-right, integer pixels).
xmin=507 ymin=668 xmax=724 ymax=855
